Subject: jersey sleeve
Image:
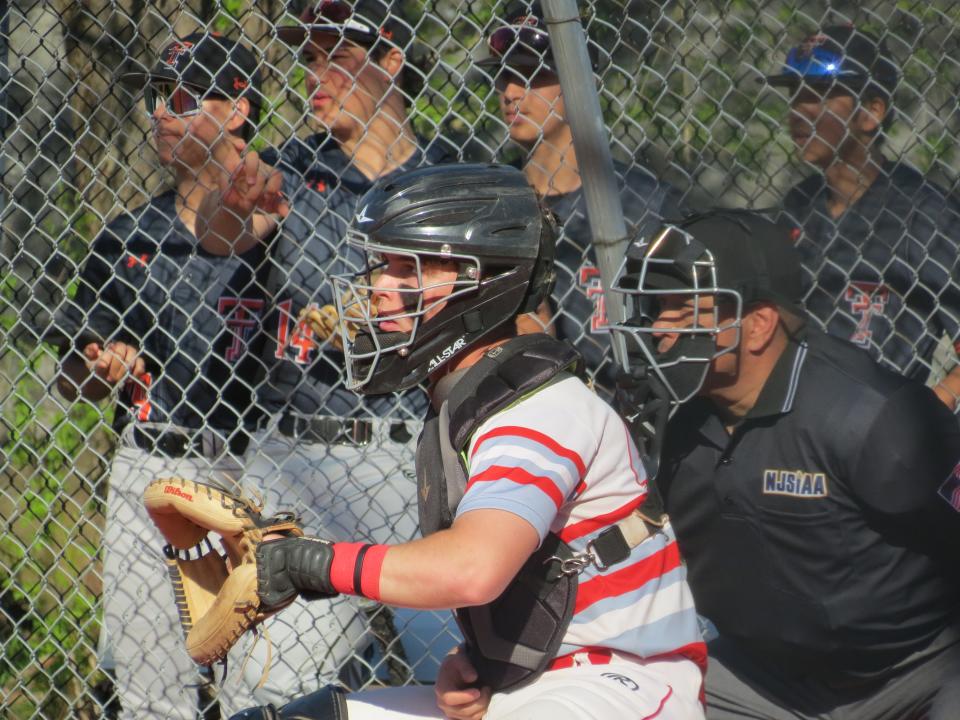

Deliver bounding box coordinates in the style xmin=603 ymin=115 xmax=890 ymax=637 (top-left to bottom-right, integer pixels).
xmin=456 ymin=389 xmax=597 ymax=542
xmin=851 ymin=381 xmax=960 ymax=550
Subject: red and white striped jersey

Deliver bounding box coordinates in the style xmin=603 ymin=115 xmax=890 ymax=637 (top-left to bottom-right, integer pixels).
xmin=457 ymin=375 xmax=706 ymax=675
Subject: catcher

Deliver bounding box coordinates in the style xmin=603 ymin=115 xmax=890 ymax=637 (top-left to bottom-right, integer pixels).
xmin=150 ymin=164 xmax=707 ymax=720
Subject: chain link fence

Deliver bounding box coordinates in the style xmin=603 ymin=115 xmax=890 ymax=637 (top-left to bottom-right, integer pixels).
xmin=2 ymin=0 xmax=958 ymax=717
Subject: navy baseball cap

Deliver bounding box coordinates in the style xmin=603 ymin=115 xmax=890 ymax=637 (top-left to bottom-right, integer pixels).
xmin=631 ymin=211 xmax=805 ymax=316
xmin=121 ymin=32 xmax=261 ymax=97
xmin=477 ymin=1 xmax=599 ymax=73
xmin=763 ymin=25 xmax=898 ymax=94
xmin=276 ymin=0 xmax=413 ymax=50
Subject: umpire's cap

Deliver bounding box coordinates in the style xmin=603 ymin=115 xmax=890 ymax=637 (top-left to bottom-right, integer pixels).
xmin=640 ymin=211 xmax=805 ymax=317
xmin=763 ymin=25 xmax=898 ymax=95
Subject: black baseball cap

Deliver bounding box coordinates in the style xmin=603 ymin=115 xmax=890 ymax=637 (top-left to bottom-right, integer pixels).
xmin=635 ymin=211 xmax=804 ymax=316
xmin=121 ymin=32 xmax=261 ymax=98
xmin=763 ymin=25 xmax=898 ymax=94
xmin=477 ymin=1 xmax=599 ymax=73
xmin=276 ymin=0 xmax=413 ymax=50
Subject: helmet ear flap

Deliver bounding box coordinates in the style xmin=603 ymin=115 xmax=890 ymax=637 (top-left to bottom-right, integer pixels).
xmin=520 ymin=204 xmax=558 ymax=313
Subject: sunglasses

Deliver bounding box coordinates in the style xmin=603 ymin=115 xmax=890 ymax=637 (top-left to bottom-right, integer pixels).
xmin=144 ymin=84 xmax=226 ymax=117
xmin=302 ymin=0 xmax=377 ymax=38
xmin=488 ymin=25 xmax=552 ymax=60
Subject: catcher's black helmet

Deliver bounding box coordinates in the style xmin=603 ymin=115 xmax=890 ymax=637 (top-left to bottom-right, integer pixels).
xmin=333 ymin=163 xmax=556 ymax=395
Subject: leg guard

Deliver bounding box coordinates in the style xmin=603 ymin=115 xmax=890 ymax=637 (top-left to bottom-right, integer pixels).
xmin=228 ymin=685 xmax=348 ymax=720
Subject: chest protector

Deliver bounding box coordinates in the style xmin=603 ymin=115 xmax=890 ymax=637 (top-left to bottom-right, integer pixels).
xmin=416 ymin=334 xmax=584 ymax=691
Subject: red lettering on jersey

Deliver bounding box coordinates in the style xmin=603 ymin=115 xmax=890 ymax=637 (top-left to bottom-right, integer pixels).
xmin=578 ymin=264 xmax=609 ymax=333
xmin=218 ymin=297 xmax=265 ymax=363
xmin=275 ymin=299 xmax=317 ymax=365
xmin=306 ymin=179 xmax=327 ymax=193
xmin=844 ymin=282 xmax=889 ymax=347
xmin=126 ymin=253 xmax=149 ymax=268
xmin=127 ymin=372 xmax=153 ymax=422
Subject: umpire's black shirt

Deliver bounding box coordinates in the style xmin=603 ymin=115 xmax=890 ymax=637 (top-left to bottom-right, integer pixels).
xmin=659 ymin=328 xmax=960 ymax=680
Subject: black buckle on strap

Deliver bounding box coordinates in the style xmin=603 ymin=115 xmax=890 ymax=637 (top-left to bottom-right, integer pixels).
xmin=588 ymin=526 xmax=632 ymax=571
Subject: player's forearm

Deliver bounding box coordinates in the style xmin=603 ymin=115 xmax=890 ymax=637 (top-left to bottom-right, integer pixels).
xmin=374 ymin=530 xmax=516 ymax=610
xmin=259 ymin=512 xmax=534 ymax=611
xmin=196 ymin=190 xmax=262 ymax=256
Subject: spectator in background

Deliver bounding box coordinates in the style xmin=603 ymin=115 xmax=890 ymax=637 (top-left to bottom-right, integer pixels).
xmin=193 ymin=0 xmax=460 ymax=684
xmin=766 ymin=24 xmax=960 ymax=410
xmin=47 ymin=33 xmax=359 ymax=718
xmin=477 ymin=0 xmax=687 ymax=399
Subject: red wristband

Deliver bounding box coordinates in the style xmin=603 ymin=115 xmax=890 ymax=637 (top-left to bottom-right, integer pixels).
xmin=358 ymin=544 xmax=389 ymax=601
xmin=330 ymin=542 xmax=388 ymax=600
xmin=330 ymin=542 xmax=365 ymax=594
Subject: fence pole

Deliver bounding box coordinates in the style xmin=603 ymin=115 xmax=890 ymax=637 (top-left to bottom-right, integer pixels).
xmin=541 ymin=0 xmax=628 ymax=367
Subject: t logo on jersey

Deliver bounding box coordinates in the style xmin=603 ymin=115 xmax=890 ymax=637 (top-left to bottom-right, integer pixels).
xmin=844 ymin=282 xmax=889 ymax=348
xmin=578 ymin=264 xmax=609 ymax=333
xmin=218 ymin=297 xmax=265 ymax=363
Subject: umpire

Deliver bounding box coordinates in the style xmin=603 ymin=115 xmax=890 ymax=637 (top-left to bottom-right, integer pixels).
xmin=610 ymin=210 xmax=960 ymax=718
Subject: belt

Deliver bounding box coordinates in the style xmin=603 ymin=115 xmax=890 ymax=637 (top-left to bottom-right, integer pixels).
xmin=268 ymin=414 xmax=414 ymax=445
xmin=132 ymin=427 xmax=250 ymax=458
xmin=275 ymin=414 xmax=374 ymax=446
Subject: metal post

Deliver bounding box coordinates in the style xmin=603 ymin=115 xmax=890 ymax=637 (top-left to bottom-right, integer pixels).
xmin=541 ymin=0 xmax=628 ymax=366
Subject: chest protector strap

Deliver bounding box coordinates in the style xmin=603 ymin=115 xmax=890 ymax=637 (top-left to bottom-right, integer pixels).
xmin=415 ymin=334 xmax=584 ymax=691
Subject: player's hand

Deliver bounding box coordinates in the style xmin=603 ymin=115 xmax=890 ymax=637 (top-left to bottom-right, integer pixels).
xmin=435 ymin=649 xmax=491 ymax=720
xmin=85 ymin=341 xmax=146 ymax=386
xmin=212 ymin=136 xmax=288 ymax=219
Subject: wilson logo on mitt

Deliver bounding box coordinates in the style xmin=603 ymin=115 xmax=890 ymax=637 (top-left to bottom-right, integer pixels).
xmin=143 ymin=477 xmax=303 ymax=667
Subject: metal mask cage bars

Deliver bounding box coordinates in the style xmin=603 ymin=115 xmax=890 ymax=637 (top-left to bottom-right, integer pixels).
xmin=332 ymin=237 xmax=484 ymax=389
xmin=609 ymin=226 xmax=745 ymax=391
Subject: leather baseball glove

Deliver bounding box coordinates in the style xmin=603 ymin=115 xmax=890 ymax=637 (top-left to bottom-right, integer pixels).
xmin=143 ymin=477 xmax=304 ymax=666
xmin=298 ymin=289 xmax=374 ymax=351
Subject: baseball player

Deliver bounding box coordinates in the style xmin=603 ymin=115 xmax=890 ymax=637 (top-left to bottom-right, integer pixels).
xmin=477 ymin=1 xmax=687 ymax=399
xmin=764 ymin=25 xmax=960 ymax=410
xmin=193 ymin=1 xmax=460 ymax=683
xmin=610 ymin=210 xmax=960 ymax=718
xmin=51 ymin=33 xmax=367 ymax=718
xmin=227 ymin=163 xmax=706 ymax=720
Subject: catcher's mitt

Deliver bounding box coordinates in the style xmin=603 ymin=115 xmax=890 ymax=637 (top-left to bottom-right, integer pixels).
xmin=143 ymin=477 xmax=303 ymax=666
xmin=298 ymin=289 xmax=374 ymax=351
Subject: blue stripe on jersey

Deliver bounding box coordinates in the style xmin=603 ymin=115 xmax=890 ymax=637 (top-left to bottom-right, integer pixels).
xmin=470 ymin=435 xmax=582 ymax=492
xmin=567 ymin=566 xmax=688 ymax=626
xmin=556 ymin=606 xmax=702 ymax=659
xmin=468 ymin=455 xmax=573 ymax=498
xmin=456 ymin=490 xmax=556 ymax=540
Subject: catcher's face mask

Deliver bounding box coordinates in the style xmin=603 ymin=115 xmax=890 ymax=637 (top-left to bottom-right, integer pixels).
xmin=332 ymin=230 xmax=481 ymax=391
xmin=609 ymin=225 xmax=744 ymax=405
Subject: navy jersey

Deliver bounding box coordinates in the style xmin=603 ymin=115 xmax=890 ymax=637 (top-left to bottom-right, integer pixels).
xmin=545 ymin=164 xmax=684 ymax=398
xmin=783 ymin=161 xmax=960 ymax=381
xmin=55 ymin=191 xmax=269 ymax=431
xmin=256 ymin=134 xmax=453 ymax=419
